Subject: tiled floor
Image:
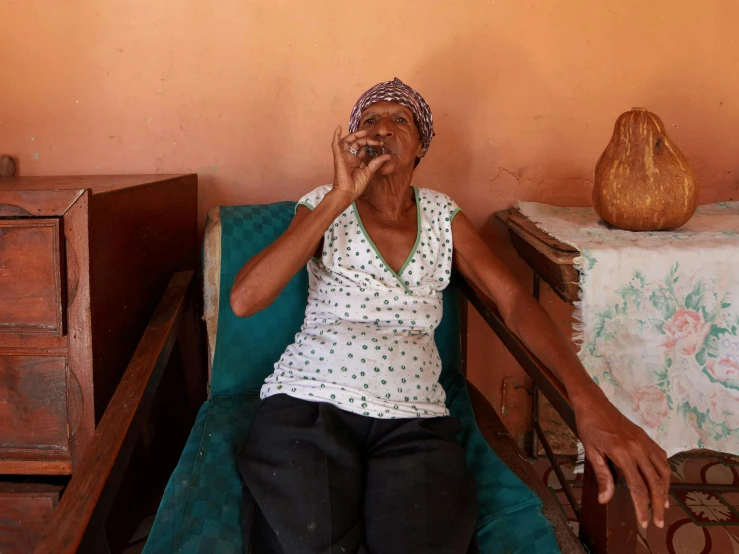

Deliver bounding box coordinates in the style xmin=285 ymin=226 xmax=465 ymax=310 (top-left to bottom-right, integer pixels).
xmin=531 ymin=452 xmax=739 ymax=553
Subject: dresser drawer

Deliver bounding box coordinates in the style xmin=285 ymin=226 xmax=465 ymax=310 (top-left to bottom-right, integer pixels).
xmin=0 ymin=482 xmax=62 ymax=553
xmin=0 ymin=219 xmax=65 ymax=335
xmin=0 ymin=356 xmax=72 ymax=471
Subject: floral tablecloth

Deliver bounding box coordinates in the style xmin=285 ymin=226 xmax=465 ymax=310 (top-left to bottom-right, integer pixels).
xmin=517 ymin=201 xmax=739 ymax=457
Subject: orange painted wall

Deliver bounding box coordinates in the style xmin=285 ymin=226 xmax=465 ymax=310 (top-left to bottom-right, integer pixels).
xmin=2 ymin=0 xmax=738 ymax=439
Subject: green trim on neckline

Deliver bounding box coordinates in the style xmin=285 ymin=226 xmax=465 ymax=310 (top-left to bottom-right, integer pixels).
xmin=352 ymin=186 xmax=421 ymax=295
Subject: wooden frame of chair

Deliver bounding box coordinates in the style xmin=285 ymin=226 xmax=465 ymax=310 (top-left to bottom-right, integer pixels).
xmin=459 ymin=276 xmax=637 ymax=553
xmin=33 ymin=271 xmax=203 ymax=554
xmin=36 ymin=270 xmax=627 ymax=553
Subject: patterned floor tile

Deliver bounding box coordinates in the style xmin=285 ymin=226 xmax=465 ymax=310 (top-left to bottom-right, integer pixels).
xmin=560 ymin=504 xmax=577 ymax=523
xmin=724 ymin=525 xmax=739 ymax=552
xmin=678 ymin=456 xmax=739 ymax=486
xmin=532 ymin=457 xmax=582 ymax=491
xmin=531 ymin=455 xmax=739 ymax=553
xmin=672 ymin=489 xmax=739 ymax=526
xmin=637 ymin=519 xmax=649 ymax=542
xmin=636 ymin=533 xmax=652 ymax=554
xmin=645 ymin=506 xmax=738 ymax=553
xmin=719 ymin=455 xmax=739 ymax=467
xmin=531 ymin=457 xmax=552 ymax=481
xmin=554 ymin=487 xmax=582 ymax=507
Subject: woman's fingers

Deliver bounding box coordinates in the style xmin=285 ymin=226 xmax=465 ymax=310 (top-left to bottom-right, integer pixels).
xmin=332 ymin=125 xmax=390 ymax=196
xmin=587 ymin=448 xmax=615 ymax=504
xmin=619 ymin=459 xmax=651 ymax=529
xmin=332 ymin=126 xmax=346 ymax=171
xmin=339 ymin=129 xmax=383 ymax=148
xmin=342 ymin=129 xmax=370 ymax=142
xmin=365 ymin=153 xmax=391 ymax=173
xmin=332 ymin=126 xmax=343 ymax=153
xmin=648 ymin=446 xmax=672 ymax=512
xmin=638 ymin=458 xmax=666 ymax=528
xmin=341 ymin=138 xmax=384 ymax=156
xmin=650 ymin=448 xmax=672 ymax=509
xmin=353 ymin=138 xmax=384 ymax=147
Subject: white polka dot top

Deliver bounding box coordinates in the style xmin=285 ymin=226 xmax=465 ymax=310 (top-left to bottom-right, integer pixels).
xmin=261 ymin=185 xmax=462 ymax=419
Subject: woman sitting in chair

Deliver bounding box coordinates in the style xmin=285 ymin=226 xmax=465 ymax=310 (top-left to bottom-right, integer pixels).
xmin=230 ymin=78 xmax=670 ymax=554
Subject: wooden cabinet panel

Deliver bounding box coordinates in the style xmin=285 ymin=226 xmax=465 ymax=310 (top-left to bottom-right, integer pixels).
xmin=0 ymin=483 xmax=62 ymax=553
xmin=0 ymin=175 xmax=196 ymax=476
xmin=0 ymin=356 xmax=71 ymax=464
xmin=0 ymin=220 xmax=64 ymax=335
xmin=0 ymin=175 xmax=197 ymax=551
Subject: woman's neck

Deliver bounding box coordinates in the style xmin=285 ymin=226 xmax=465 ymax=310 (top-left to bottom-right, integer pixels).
xmin=359 ymin=172 xmax=415 ymax=217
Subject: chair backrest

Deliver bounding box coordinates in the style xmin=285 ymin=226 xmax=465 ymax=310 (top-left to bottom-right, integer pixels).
xmin=203 ymin=203 xmax=462 ymax=396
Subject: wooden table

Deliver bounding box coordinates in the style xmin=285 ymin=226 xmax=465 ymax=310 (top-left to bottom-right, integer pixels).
xmin=496 ymin=208 xmax=579 ymax=304
xmin=495 ymin=207 xmax=645 ymax=553
xmin=496 ymin=205 xmax=739 ymax=553
xmin=495 ymin=208 xmax=583 ymax=461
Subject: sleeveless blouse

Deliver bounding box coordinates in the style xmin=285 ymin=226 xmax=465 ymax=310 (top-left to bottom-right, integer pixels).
xmin=261 ymin=185 xmax=461 ymax=419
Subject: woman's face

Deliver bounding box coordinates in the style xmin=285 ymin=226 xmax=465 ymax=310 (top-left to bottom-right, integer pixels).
xmin=358 ymin=101 xmax=424 ymax=176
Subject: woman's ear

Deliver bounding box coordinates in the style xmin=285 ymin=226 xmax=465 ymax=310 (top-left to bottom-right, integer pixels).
xmin=415 ymin=139 xmax=424 ymax=159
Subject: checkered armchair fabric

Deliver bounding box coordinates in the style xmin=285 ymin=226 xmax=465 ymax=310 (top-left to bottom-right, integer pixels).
xmin=144 ymin=202 xmax=563 ymax=553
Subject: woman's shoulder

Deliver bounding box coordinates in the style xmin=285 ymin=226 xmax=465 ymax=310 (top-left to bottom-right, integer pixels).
xmin=415 ymin=187 xmax=461 ymax=215
xmin=296 ymin=184 xmax=334 ymax=211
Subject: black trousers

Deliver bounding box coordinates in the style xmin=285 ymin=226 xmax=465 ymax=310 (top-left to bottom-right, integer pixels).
xmin=237 ymin=394 xmax=478 ymax=554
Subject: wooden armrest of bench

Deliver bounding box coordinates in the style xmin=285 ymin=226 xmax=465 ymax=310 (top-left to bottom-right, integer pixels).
xmin=458 ymin=275 xmax=577 ymax=434
xmin=34 ymin=271 xmax=197 ymax=554
xmin=467 ymin=381 xmax=586 ymax=554
xmin=459 ymin=275 xmax=638 ymax=553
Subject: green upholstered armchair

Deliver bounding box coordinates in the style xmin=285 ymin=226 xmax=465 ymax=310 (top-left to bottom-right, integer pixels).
xmin=38 ymin=202 xmax=586 ymax=554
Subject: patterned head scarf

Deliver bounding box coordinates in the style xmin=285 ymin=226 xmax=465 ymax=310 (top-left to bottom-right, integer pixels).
xmin=348 ymin=77 xmax=435 ymax=159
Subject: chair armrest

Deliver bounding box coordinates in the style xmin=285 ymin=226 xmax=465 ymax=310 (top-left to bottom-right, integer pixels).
xmin=459 ymin=276 xmax=639 ymax=553
xmin=34 ymin=271 xmax=196 ymax=554
xmin=457 ymin=275 xmax=577 ymax=434
xmin=467 ymin=381 xmax=586 ymax=554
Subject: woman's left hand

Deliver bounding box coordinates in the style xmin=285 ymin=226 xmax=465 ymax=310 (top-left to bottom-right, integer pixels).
xmin=574 ymin=392 xmax=671 ymax=529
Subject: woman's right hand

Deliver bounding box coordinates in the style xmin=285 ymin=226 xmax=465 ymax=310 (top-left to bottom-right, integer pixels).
xmin=331 ymin=126 xmax=391 ymax=201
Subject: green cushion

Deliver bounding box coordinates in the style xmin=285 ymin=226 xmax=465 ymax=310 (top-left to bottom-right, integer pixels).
xmin=145 ymin=203 xmax=560 ymax=553
xmin=145 ymin=380 xmax=559 ymax=553
xmin=442 ymin=374 xmax=561 ymax=553
xmin=210 ymin=203 xmax=310 ymax=395
xmin=144 ymin=395 xmax=258 ymax=554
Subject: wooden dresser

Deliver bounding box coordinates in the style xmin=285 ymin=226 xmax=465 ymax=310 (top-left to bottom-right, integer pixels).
xmin=0 ymin=175 xmax=198 ymax=550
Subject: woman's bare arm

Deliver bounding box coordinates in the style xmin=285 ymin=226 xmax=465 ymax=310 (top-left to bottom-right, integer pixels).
xmin=229 ymin=192 xmax=351 ymax=317
xmin=230 ymin=127 xmax=390 ymax=317
xmin=452 ymin=211 xmax=671 ymax=530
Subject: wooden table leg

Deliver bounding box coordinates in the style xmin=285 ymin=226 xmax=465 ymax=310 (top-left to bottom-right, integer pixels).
xmin=580 ymin=459 xmax=637 ymax=554
xmin=531 ymin=273 xmax=540 ymax=458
